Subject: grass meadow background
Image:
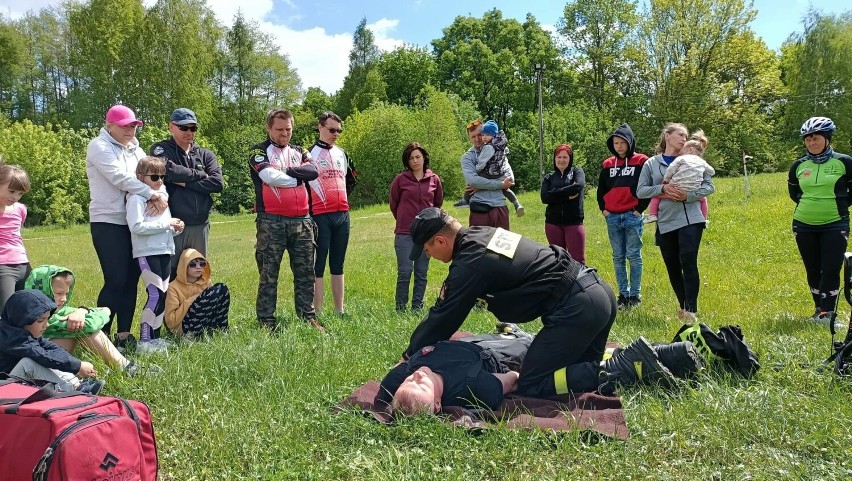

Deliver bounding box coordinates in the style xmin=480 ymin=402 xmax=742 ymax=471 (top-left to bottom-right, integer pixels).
xmin=23 ymin=172 xmax=852 ymax=480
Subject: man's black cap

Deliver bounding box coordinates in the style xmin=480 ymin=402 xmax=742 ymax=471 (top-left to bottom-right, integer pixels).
xmin=409 ymin=207 xmax=450 ymax=261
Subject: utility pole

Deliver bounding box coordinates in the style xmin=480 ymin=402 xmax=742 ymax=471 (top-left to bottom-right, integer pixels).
xmin=743 ymin=151 xmax=753 ymax=198
xmin=534 ymin=63 xmax=545 ymax=180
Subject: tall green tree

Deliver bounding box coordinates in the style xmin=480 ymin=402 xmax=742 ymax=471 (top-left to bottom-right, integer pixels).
xmin=336 ymin=17 xmax=383 ymax=118
xmin=213 ymin=13 xmax=301 ymax=127
xmin=67 ymin=0 xmax=145 ymax=126
xmin=119 ymin=0 xmax=222 ymax=125
xmin=431 ymin=10 xmax=560 ymax=126
xmin=779 ymin=10 xmax=852 ymax=151
xmin=0 ymin=19 xmax=25 ymax=119
xmin=376 ymin=45 xmax=436 ymax=107
xmin=558 ymin=0 xmax=640 ymax=114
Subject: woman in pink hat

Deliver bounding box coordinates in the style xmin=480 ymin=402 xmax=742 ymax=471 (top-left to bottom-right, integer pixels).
xmin=86 ymin=104 xmax=168 ymax=352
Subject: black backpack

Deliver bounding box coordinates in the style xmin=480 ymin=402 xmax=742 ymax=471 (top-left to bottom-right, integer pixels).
xmin=673 ymin=323 xmax=760 ymax=378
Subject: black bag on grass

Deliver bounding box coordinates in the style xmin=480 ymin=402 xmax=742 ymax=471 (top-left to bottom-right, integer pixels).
xmin=673 ymin=323 xmax=760 ymax=378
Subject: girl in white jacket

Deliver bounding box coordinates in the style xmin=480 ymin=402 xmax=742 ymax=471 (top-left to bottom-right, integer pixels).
xmin=126 ymin=156 xmax=184 ymax=354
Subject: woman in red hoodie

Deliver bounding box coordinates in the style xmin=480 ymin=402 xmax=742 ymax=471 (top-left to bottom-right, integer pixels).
xmin=389 ymin=143 xmax=444 ymax=311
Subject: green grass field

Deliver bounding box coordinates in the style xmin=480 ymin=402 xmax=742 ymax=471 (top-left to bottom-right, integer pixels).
xmin=23 ymin=172 xmax=852 ymax=480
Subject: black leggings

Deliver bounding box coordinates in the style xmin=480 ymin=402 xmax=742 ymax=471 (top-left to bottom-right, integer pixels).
xmin=656 ymin=223 xmax=705 ymax=313
xmin=795 ymin=229 xmax=848 ymax=312
xmin=91 ymin=222 xmax=140 ymax=335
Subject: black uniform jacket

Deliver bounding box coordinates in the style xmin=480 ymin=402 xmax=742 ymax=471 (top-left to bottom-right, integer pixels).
xmin=404 ymin=226 xmax=581 ymax=358
xmin=149 ymin=138 xmax=224 ymax=225
xmin=376 ymin=341 xmax=503 ymax=412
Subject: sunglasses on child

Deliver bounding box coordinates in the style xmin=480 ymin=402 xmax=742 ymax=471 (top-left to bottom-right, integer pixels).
xmin=143 ymin=174 xmax=165 ymax=181
xmin=173 ymin=124 xmax=198 ymax=132
xmin=189 ymin=260 xmax=207 ymax=268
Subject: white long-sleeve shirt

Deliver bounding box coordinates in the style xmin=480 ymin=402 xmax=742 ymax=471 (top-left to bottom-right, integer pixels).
xmin=86 ymin=128 xmax=154 ymax=224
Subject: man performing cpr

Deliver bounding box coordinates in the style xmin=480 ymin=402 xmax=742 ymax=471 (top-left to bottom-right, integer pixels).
xmin=398 ymin=208 xmax=690 ymax=405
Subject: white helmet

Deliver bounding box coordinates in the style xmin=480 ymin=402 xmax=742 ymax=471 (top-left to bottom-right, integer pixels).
xmin=801 ymin=117 xmax=836 ymax=137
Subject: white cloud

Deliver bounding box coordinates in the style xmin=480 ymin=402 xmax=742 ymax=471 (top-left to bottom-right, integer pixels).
xmin=368 ymin=18 xmax=404 ymax=52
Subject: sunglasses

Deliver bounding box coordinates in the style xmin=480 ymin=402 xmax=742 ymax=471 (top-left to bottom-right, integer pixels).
xmin=189 ymin=260 xmax=207 ymax=268
xmin=143 ymin=174 xmax=165 ymax=181
xmin=466 ymin=120 xmax=483 ymax=129
xmin=323 ymin=126 xmax=343 ymax=134
xmin=174 ymin=124 xmax=198 ymax=132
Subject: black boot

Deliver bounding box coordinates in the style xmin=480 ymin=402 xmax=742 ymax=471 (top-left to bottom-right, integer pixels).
xmin=600 ymin=337 xmax=676 ymax=394
xmin=653 ymin=341 xmax=704 ymax=379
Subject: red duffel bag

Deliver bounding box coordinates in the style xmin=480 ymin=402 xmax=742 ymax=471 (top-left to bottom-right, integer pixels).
xmin=0 ymin=379 xmax=158 ymax=481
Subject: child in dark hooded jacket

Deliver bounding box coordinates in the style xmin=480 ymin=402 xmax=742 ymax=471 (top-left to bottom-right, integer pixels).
xmin=0 ymin=289 xmax=103 ymax=393
xmin=24 ymin=265 xmax=158 ymax=376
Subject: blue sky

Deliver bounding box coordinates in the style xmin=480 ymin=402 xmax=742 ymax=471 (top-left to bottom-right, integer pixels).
xmin=1 ymin=0 xmax=848 ymax=93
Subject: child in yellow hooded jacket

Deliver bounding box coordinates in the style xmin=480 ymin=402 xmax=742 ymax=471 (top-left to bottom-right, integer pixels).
xmin=165 ymin=248 xmax=229 ymax=337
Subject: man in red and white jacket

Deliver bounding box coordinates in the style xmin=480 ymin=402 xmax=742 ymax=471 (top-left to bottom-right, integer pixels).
xmin=596 ymin=123 xmax=649 ymax=310
xmin=249 ymin=109 xmax=323 ymax=331
xmin=308 ymin=111 xmax=357 ymax=315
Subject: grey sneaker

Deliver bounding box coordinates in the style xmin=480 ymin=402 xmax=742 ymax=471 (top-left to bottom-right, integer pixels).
xmin=515 ymin=205 xmax=525 ymax=217
xmin=123 ymin=360 xmax=163 ymax=377
xmin=453 ymin=198 xmax=470 ymax=208
xmin=77 ymin=378 xmax=106 ymax=395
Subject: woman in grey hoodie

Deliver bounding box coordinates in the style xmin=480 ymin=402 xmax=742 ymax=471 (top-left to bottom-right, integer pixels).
xmin=86 ymin=104 xmax=168 ymax=351
xmin=637 ymin=123 xmax=714 ymax=321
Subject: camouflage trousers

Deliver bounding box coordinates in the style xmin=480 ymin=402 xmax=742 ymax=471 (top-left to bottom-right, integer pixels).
xmin=255 ymin=214 xmax=317 ymax=324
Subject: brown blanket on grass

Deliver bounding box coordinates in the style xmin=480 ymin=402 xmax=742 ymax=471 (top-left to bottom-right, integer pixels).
xmin=335 ymin=337 xmax=628 ymax=439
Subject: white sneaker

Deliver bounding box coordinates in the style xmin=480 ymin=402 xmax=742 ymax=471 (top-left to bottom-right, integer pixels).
xmin=135 ymin=338 xmax=172 ymax=355
xmin=812 ymin=311 xmax=846 ymax=330
xmin=644 ymin=215 xmax=658 ymax=224
xmin=516 ymin=205 xmax=525 ymax=217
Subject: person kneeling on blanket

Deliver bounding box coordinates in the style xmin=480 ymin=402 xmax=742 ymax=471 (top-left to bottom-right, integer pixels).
xmin=398 ymin=208 xmax=703 ymax=409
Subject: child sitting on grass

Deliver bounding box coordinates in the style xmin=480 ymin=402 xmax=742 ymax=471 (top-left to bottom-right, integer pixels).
xmin=645 ymin=130 xmax=714 ymax=224
xmin=25 ymin=265 xmax=160 ymax=376
xmin=454 ymin=120 xmax=525 ymax=216
xmin=0 ymin=289 xmax=103 ymax=393
xmin=165 ymin=248 xmax=230 ymax=338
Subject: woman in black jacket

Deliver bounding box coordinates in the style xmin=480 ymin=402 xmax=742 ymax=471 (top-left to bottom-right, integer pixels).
xmin=541 ymin=144 xmax=586 ymax=264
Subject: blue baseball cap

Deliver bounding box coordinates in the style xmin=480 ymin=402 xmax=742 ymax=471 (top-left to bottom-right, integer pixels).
xmin=170 ymin=108 xmax=198 ymax=126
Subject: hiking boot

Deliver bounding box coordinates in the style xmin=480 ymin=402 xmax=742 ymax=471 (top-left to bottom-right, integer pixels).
xmin=812 ymin=311 xmax=845 ymax=330
xmin=77 ymin=378 xmax=106 ymax=395
xmin=308 ymin=319 xmax=326 ymax=333
xmin=515 ymin=205 xmax=525 ymax=217
xmin=113 ymin=334 xmax=137 ymax=354
xmin=453 ymin=198 xmax=470 ymax=208
xmin=653 ymin=341 xmax=704 ymax=379
xmin=123 ymin=360 xmax=163 ymax=377
xmin=617 ymin=294 xmax=629 ymax=310
xmin=496 ymin=322 xmax=533 ymax=339
xmin=628 ymin=296 xmax=642 ymax=308
xmin=600 ymin=337 xmax=676 ymax=394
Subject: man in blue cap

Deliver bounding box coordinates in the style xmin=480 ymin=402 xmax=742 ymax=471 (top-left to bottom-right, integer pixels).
xmin=150 ymin=108 xmax=224 ymax=278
